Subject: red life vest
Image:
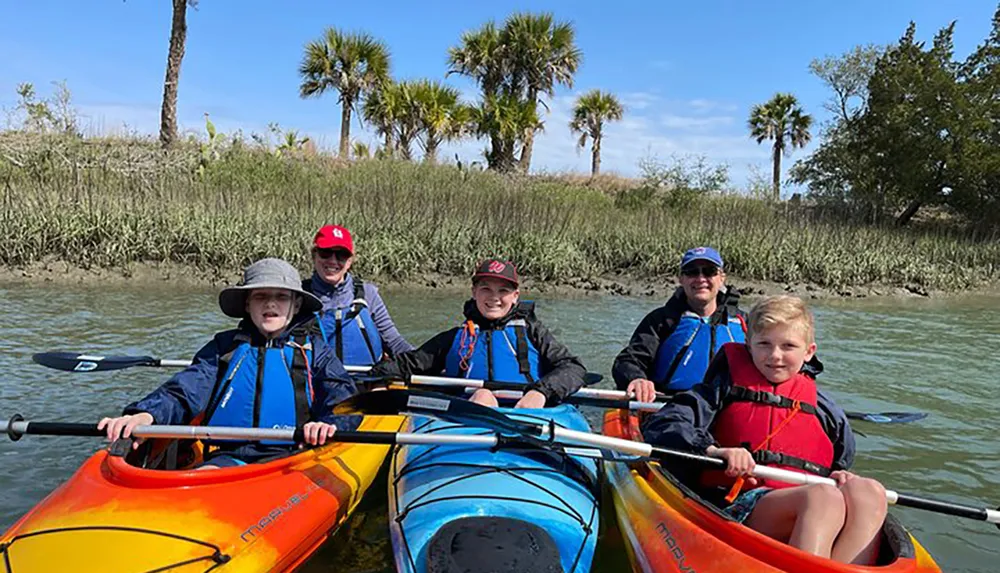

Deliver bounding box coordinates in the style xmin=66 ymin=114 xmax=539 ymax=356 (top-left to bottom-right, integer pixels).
xmin=700 ymin=343 xmax=834 ymax=496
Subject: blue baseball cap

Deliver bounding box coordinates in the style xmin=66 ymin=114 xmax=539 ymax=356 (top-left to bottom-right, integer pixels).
xmin=680 ymin=246 xmax=724 ymax=269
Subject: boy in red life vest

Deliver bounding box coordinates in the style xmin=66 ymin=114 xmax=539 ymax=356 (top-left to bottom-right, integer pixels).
xmin=369 ymin=258 xmax=586 ymax=409
xmin=641 ymin=295 xmax=886 ymax=564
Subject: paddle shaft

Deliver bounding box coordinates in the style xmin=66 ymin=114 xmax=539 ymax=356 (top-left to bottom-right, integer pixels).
xmin=538 ymin=425 xmax=1000 ymax=525
xmin=481 ymin=389 xmax=661 ymax=412
xmin=2 ymin=418 xmax=510 ymax=448
xmin=32 ymin=352 xmax=369 ymax=373
xmin=409 ymin=375 xmax=922 ymax=421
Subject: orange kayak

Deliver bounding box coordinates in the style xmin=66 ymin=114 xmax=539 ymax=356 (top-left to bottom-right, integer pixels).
xmin=0 ymin=415 xmax=403 ymax=572
xmin=602 ymin=409 xmax=941 ymax=573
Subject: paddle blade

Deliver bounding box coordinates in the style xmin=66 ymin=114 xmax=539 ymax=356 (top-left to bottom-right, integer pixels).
xmin=32 ymin=352 xmax=156 ymax=373
xmin=335 ymin=389 xmax=542 ymax=437
xmin=582 ymin=372 xmax=603 ymax=386
xmin=845 ymin=411 xmax=928 ymax=424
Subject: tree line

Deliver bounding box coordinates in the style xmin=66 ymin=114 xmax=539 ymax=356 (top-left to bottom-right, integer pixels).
xmin=792 ymin=5 xmax=1000 ymax=229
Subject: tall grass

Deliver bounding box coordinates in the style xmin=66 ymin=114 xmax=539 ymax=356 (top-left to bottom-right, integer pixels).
xmin=2 ymin=132 xmax=999 ymax=291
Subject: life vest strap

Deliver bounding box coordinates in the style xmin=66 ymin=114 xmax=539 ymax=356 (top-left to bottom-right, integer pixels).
xmin=512 ymin=322 xmax=535 ymax=384
xmin=288 ymin=337 xmax=313 ymax=428
xmin=726 ymin=386 xmax=819 ymax=416
xmin=751 ymin=448 xmax=832 ymax=477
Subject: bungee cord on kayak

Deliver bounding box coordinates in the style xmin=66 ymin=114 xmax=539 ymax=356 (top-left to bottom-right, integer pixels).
xmin=0 ymin=525 xmax=231 ymax=573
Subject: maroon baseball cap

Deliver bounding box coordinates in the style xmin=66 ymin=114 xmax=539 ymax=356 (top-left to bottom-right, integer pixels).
xmin=313 ymin=225 xmax=354 ymax=254
xmin=472 ymin=258 xmax=519 ymax=287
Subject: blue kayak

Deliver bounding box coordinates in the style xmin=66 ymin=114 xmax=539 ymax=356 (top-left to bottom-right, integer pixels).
xmin=388 ymin=403 xmax=599 ymax=573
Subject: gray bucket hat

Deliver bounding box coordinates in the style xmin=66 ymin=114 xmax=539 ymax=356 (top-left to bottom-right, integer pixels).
xmin=218 ymin=258 xmax=322 ymax=318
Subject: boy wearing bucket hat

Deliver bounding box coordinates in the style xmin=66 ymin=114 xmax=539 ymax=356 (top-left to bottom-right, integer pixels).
xmin=369 ymin=258 xmax=586 ymax=409
xmin=98 ymin=258 xmax=360 ymax=469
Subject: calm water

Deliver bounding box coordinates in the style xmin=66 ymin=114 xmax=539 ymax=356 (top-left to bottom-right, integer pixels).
xmin=0 ymin=281 xmax=997 ymax=572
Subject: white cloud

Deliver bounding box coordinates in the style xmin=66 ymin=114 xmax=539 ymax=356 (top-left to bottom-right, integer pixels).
xmin=660 ymin=114 xmax=734 ymax=130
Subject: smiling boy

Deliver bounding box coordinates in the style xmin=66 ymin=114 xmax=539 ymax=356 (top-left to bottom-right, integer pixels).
xmin=369 ymin=259 xmax=586 ymax=408
xmin=99 ymin=258 xmax=360 ymax=469
xmin=641 ymin=295 xmax=885 ymax=564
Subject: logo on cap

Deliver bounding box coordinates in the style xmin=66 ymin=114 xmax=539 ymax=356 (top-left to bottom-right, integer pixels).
xmin=333 ymin=228 xmax=343 ymax=238
xmin=692 ymin=247 xmax=706 ymax=255
xmin=488 ymin=261 xmax=506 ymax=274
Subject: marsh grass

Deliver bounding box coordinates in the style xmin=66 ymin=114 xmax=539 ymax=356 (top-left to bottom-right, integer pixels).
xmin=1 ymin=132 xmax=998 ymax=291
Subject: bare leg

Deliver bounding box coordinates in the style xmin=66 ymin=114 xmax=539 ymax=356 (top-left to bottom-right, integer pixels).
xmin=195 ymin=464 xmax=220 ymax=471
xmin=744 ymin=484 xmax=846 ymax=558
xmin=830 ymin=477 xmax=887 ymax=565
xmin=469 ymin=389 xmax=499 ymax=407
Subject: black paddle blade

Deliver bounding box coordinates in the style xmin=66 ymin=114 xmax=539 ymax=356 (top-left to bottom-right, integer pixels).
xmin=335 ymin=389 xmax=542 ymax=437
xmin=582 ymin=372 xmax=603 ymax=386
xmin=32 ymin=352 xmax=156 ymax=372
xmin=845 ymin=411 xmax=929 ymax=424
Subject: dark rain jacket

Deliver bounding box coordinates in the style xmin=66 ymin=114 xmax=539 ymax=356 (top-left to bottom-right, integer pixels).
xmin=612 ymin=286 xmax=747 ymax=390
xmin=369 ymin=299 xmax=587 ymax=404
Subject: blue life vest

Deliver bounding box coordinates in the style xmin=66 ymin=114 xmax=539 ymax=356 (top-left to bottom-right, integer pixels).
xmin=313 ymin=279 xmax=384 ymax=367
xmin=203 ymin=331 xmax=313 ymax=445
xmin=444 ymin=302 xmax=540 ymax=383
xmin=651 ymin=311 xmax=746 ymax=391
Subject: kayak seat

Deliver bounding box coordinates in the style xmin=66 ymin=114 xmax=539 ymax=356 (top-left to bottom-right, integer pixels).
xmin=659 ymin=465 xmax=918 ymax=567
xmin=426 ymin=516 xmax=564 ymax=573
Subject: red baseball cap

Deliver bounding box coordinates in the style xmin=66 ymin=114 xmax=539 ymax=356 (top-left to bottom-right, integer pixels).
xmin=472 ymin=258 xmax=519 ymax=287
xmin=313 ymin=225 xmax=354 ymax=254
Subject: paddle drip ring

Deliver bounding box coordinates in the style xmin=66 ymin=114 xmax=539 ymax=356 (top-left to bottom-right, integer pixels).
xmin=6 ymin=413 xmax=24 ymax=442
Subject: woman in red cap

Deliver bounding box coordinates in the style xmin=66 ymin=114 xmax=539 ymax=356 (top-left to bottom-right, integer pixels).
xmin=303 ymin=225 xmax=414 ymax=368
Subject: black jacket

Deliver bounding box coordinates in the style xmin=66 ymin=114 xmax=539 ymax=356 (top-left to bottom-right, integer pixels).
xmin=612 ymin=286 xmax=746 ymax=390
xmin=369 ymin=300 xmax=587 ymax=404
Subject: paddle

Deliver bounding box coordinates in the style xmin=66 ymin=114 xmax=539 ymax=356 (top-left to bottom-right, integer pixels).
xmin=615 ymin=386 xmax=925 ymax=424
xmin=0 ymin=414 xmax=607 ymax=458
xmin=334 ymin=389 xmax=1000 ymax=529
xmin=31 ymin=351 xmax=370 ymax=374
xmin=364 ymin=373 xmax=923 ymax=420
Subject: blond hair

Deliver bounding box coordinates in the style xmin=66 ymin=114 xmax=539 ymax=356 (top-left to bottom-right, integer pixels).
xmin=747 ymin=295 xmax=815 ymax=344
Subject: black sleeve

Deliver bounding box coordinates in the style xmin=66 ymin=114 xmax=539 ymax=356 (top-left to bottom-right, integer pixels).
xmin=525 ymin=319 xmax=587 ymax=403
xmin=369 ymin=328 xmax=459 ymax=379
xmin=612 ymin=306 xmax=676 ymax=390
xmin=640 ymin=352 xmax=731 ymax=453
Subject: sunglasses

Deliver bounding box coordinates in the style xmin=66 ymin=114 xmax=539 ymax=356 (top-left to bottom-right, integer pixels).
xmin=681 ymin=265 xmax=720 ymax=278
xmin=314 ymin=248 xmax=351 ymax=261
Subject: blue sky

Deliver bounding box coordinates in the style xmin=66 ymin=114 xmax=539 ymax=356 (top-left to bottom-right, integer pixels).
xmin=2 ymin=1 xmax=996 ymax=190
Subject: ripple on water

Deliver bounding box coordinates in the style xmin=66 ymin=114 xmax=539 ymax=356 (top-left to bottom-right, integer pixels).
xmin=0 ymin=284 xmax=997 ymax=571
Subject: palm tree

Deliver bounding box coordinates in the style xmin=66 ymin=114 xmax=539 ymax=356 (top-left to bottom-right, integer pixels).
xmin=504 ymin=13 xmax=581 ymax=172
xmin=748 ymin=93 xmax=813 ymax=200
xmin=447 ymin=22 xmax=506 ymax=98
xmin=159 ymin=0 xmax=197 ymax=148
xmin=569 ymin=90 xmax=624 ymax=176
xmin=469 ymin=93 xmax=540 ymax=172
xmin=412 ymin=80 xmax=465 ymax=164
xmin=391 ymin=81 xmax=424 ymax=161
xmin=299 ymin=28 xmax=390 ymax=158
xmin=363 ymin=79 xmax=403 ymax=156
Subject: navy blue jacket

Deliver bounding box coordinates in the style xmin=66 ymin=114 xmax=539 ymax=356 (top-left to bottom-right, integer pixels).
xmin=124 ymin=317 xmax=361 ymax=431
xmin=641 ymin=351 xmax=856 ymax=471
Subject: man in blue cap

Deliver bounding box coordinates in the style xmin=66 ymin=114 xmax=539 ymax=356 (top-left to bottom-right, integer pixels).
xmin=612 ymin=246 xmax=747 ymax=401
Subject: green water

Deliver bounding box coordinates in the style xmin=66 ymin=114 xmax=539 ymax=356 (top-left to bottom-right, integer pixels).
xmin=0 ymin=281 xmax=996 ymax=572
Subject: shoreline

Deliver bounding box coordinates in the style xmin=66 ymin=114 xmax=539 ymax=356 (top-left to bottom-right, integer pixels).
xmin=2 ymin=259 xmax=995 ymax=301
